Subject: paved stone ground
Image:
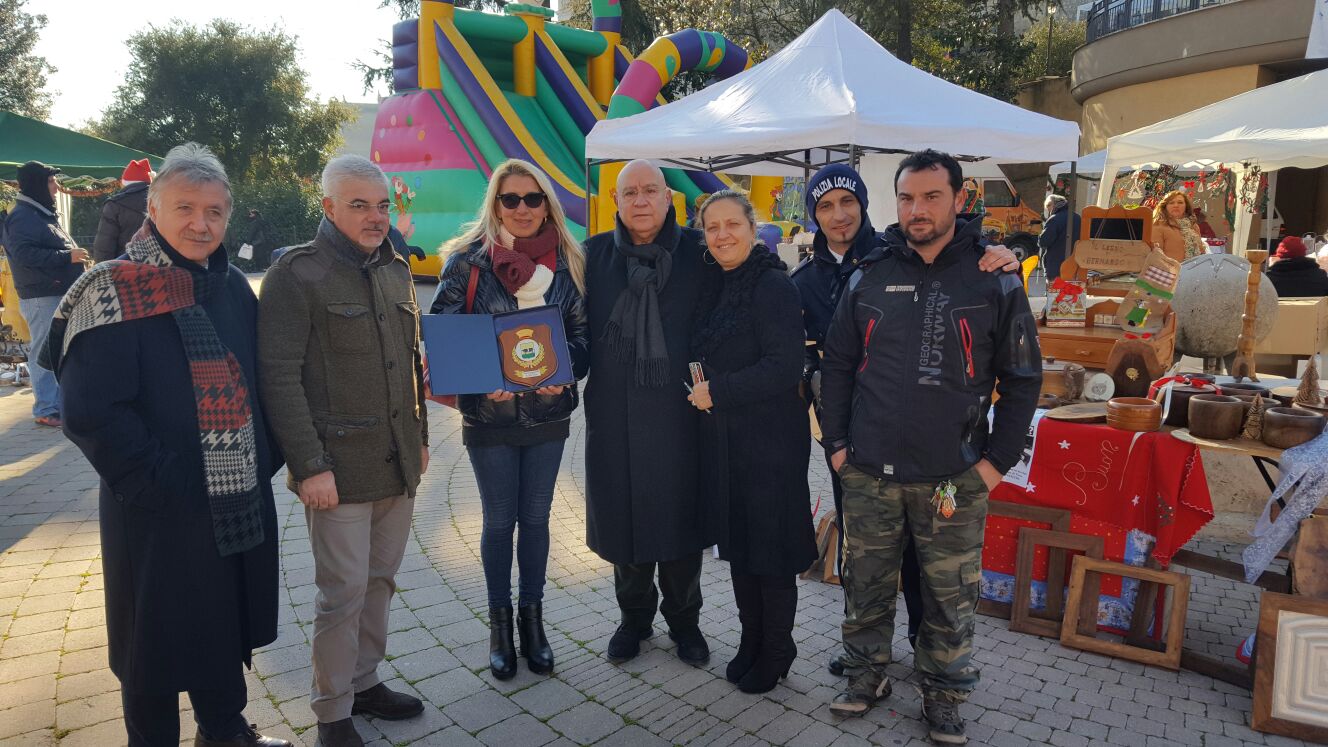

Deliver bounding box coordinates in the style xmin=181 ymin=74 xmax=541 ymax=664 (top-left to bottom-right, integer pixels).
xmin=0 ymin=376 xmax=1312 ymax=747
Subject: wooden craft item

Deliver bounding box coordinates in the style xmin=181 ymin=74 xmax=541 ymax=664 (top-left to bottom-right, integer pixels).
xmin=1225 ymin=381 xmax=1272 ymax=396
xmin=1251 ymin=591 xmax=1328 ymax=742
xmin=1105 ymin=397 xmax=1162 ymax=432
xmin=978 ymin=502 xmax=1073 ymax=621
xmin=1291 ymin=518 xmax=1328 ymax=599
xmin=1061 ymin=555 xmax=1190 ymax=670
xmin=1040 ymin=359 xmax=1086 ymax=401
xmin=1187 ymin=394 xmax=1245 ymax=440
xmin=1231 ymin=249 xmax=1270 ymax=382
xmin=1242 ymin=393 xmax=1267 ymax=440
xmin=1084 ymin=373 xmax=1115 ymax=402
xmin=1295 ymin=356 xmax=1323 ymax=406
xmin=1044 ymin=402 xmax=1108 ymax=423
xmin=1170 ymin=428 xmax=1287 ymax=462
xmin=1162 ymin=385 xmax=1211 ymax=428
xmin=1261 ymin=407 xmax=1325 ymax=450
xmin=1106 ymin=338 xmax=1166 ymax=398
xmin=1011 ymin=528 xmax=1105 ymax=638
xmin=1117 ymin=249 xmax=1182 ymax=335
xmin=1046 ymin=279 xmax=1087 ymax=328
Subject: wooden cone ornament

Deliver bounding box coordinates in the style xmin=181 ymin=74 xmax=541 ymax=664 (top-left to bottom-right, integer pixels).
xmin=1242 ymin=393 xmax=1265 ymax=440
xmin=1295 ymin=356 xmax=1323 ymax=406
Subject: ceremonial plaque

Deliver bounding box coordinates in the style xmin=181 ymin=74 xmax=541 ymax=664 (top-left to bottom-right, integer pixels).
xmin=421 ymin=305 xmax=574 ymax=395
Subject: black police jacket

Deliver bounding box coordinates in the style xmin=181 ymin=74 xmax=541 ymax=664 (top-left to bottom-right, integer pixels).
xmin=819 ymin=217 xmax=1042 ymax=482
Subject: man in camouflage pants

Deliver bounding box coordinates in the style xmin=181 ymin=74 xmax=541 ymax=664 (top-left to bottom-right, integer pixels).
xmin=819 ymin=150 xmax=1041 ymax=744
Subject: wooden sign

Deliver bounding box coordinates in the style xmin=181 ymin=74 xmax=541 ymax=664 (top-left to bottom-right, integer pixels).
xmin=1071 ymin=238 xmax=1154 ymax=274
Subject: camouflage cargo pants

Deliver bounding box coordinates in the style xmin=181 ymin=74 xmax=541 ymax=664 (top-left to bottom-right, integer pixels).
xmin=838 ymin=463 xmax=989 ymax=701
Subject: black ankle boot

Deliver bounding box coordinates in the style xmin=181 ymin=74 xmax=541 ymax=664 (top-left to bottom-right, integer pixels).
xmin=489 ymin=605 xmax=517 ymax=680
xmin=518 ymin=602 xmax=555 ymax=675
xmin=738 ymin=581 xmax=798 ymax=694
xmin=726 ymin=572 xmax=763 ymax=683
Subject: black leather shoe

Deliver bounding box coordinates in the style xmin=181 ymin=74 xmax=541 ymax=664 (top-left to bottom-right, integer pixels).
xmin=518 ymin=602 xmax=555 ymax=675
xmin=668 ymin=626 xmax=711 ymax=666
xmin=316 ymin=719 xmax=364 ymax=747
xmin=606 ymin=623 xmax=652 ymax=663
xmin=489 ymin=605 xmax=518 ymax=680
xmin=352 ymin=682 xmax=424 ymax=720
xmin=194 ymin=724 xmax=292 ymax=747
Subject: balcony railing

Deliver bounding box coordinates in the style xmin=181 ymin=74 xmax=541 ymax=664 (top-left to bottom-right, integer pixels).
xmin=1085 ymin=0 xmax=1241 ymax=42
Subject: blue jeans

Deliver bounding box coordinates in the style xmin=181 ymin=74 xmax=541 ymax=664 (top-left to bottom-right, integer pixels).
xmin=19 ymin=295 xmax=61 ymax=418
xmin=467 ymin=439 xmax=564 ymax=607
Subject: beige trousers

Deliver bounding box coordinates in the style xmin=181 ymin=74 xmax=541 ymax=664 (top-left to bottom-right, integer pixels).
xmin=306 ymin=494 xmax=414 ymax=722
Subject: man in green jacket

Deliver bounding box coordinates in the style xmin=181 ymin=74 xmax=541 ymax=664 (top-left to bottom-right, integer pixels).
xmin=257 ymin=155 xmax=429 ymax=747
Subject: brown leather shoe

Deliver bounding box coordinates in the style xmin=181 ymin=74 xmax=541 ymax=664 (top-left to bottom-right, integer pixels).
xmin=316 ymin=718 xmax=364 ymax=747
xmin=193 ymin=723 xmax=293 ymax=746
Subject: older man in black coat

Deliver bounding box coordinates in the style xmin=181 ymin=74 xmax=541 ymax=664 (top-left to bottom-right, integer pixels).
xmin=46 ymin=143 xmax=288 ymax=747
xmin=582 ymin=160 xmax=715 ymax=666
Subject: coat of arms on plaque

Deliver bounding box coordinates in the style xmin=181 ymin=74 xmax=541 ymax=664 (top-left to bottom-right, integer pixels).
xmin=499 ymin=325 xmax=557 ymax=386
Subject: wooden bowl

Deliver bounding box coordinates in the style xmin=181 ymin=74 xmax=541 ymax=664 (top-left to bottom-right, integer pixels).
xmin=1222 ymin=382 xmax=1272 ymax=397
xmin=1262 ymin=407 xmax=1326 ymax=449
xmin=1162 ymin=385 xmax=1210 ymax=428
xmin=1188 ymin=394 xmax=1244 ymax=440
xmin=1107 ymin=397 xmax=1162 ymax=432
xmin=1269 ymin=386 xmax=1298 ymax=407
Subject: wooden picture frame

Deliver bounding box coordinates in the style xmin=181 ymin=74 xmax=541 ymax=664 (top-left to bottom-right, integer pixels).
xmin=1011 ymin=528 xmax=1104 ymax=638
xmin=977 ymin=501 xmax=1073 ymax=620
xmin=1252 ymin=591 xmax=1328 ymax=742
xmin=1061 ymin=556 xmax=1190 ymax=670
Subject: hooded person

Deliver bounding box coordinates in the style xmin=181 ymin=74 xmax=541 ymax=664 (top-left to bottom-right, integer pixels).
xmin=93 ymin=159 xmax=153 ymax=263
xmin=1267 ymin=235 xmax=1328 ymax=298
xmin=3 ymin=161 xmax=87 ymax=426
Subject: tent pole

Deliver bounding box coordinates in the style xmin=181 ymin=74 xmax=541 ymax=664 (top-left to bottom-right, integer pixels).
xmin=1064 ymin=161 xmax=1077 ymax=281
xmin=1265 ymin=170 xmax=1278 ymax=251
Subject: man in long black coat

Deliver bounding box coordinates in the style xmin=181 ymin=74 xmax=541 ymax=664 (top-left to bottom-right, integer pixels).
xmin=582 ymin=160 xmax=715 ymax=666
xmin=47 ymin=143 xmax=288 ymax=747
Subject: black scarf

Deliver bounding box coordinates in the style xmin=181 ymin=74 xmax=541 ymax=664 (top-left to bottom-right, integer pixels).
xmin=691 ymin=247 xmax=787 ymax=360
xmin=601 ymin=207 xmax=681 ymax=388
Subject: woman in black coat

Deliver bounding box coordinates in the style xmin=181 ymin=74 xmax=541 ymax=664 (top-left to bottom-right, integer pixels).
xmin=430 ymin=159 xmax=589 ymax=681
xmin=686 ymin=191 xmax=817 ymax=694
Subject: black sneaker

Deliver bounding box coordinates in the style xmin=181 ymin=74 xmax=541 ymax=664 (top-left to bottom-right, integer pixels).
xmin=922 ymin=695 xmax=967 ymax=744
xmin=667 ymin=626 xmax=710 ymax=665
xmin=606 ymin=623 xmax=652 ymax=663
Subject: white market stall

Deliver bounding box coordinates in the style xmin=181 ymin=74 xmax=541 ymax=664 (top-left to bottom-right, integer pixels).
xmin=1098 ymin=69 xmax=1328 ymax=251
xmin=585 ymin=9 xmax=1080 ymax=190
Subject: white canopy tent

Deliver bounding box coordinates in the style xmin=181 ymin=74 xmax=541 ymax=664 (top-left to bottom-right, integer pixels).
xmin=584 ymin=9 xmax=1080 ymax=177
xmin=1049 ymin=151 xmax=1218 ymax=180
xmin=1098 ymin=69 xmax=1328 ymax=250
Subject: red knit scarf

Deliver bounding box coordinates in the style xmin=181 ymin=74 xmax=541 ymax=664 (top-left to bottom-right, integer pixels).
xmin=490 ymin=225 xmax=559 ymax=295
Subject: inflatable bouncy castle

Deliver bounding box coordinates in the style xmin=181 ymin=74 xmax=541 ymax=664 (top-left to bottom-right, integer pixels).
xmin=371 ymin=0 xmax=751 ymax=276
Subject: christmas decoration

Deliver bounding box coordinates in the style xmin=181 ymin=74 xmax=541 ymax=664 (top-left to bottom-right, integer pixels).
xmin=1242 ymin=393 xmax=1266 ymax=440
xmin=1295 ymin=356 xmax=1323 ymax=406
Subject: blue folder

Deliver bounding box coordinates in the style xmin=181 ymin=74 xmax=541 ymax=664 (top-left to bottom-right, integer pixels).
xmin=422 ymin=305 xmax=574 ymax=395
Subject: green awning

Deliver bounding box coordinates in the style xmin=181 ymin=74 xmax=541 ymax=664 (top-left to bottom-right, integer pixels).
xmin=0 ymin=110 xmax=159 ymax=180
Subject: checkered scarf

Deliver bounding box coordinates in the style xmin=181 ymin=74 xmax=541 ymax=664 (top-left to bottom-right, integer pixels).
xmin=42 ymin=225 xmax=264 ymax=557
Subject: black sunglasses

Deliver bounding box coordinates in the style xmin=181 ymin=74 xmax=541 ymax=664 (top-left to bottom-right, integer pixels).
xmin=498 ymin=192 xmax=547 ymax=210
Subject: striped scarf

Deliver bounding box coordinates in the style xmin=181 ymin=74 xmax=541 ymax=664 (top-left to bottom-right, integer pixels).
xmin=41 ymin=225 xmax=264 ymax=557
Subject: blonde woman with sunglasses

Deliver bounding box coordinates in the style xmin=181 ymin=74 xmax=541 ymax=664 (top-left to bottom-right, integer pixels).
xmin=429 ymin=159 xmax=588 ymax=681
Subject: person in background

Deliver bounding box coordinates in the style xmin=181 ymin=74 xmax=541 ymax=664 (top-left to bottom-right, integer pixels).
xmin=820 ymin=149 xmax=1041 ymax=743
xmin=687 ymin=190 xmax=817 ymax=694
xmin=50 ymin=143 xmax=288 ymax=747
xmin=4 ymin=161 xmax=86 ymax=427
xmin=430 ymin=159 xmax=589 ymax=681
xmin=581 ymin=160 xmax=715 ymax=667
xmin=1267 ymin=235 xmax=1328 ymax=297
xmin=257 ymin=155 xmax=428 ymax=747
xmin=92 ymin=159 xmax=153 ymax=262
xmin=1037 ymin=193 xmax=1081 ymax=281
xmin=1152 ymin=190 xmax=1205 ymax=262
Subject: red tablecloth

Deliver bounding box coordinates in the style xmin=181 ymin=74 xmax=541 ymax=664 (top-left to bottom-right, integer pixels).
xmin=982 ymin=418 xmax=1214 ymax=628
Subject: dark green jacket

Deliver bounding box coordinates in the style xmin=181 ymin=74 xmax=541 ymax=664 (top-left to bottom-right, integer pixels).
xmin=257 ymin=218 xmax=428 ymax=503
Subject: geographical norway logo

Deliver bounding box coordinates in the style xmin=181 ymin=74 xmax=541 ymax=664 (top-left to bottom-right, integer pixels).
xmin=810 ymin=176 xmax=858 ymax=203
xmin=919 ymin=281 xmax=948 ymax=386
